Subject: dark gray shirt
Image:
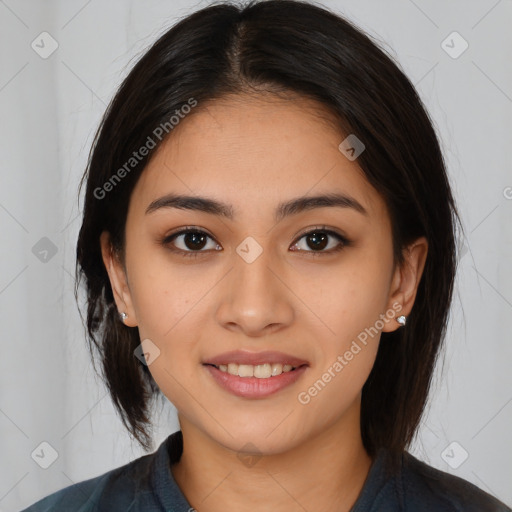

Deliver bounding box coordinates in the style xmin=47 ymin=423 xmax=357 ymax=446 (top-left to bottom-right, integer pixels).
xmin=21 ymin=430 xmax=511 ymax=511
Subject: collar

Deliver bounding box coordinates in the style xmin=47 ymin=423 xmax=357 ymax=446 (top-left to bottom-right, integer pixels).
xmin=150 ymin=431 xmax=402 ymax=512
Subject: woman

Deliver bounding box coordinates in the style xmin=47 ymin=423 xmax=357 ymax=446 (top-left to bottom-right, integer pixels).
xmin=22 ymin=0 xmax=511 ymax=510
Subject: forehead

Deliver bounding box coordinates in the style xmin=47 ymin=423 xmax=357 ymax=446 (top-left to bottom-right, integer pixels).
xmin=130 ymin=93 xmax=389 ymax=223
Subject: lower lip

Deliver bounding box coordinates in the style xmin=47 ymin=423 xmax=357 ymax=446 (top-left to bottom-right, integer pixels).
xmin=204 ymin=364 xmax=308 ymax=399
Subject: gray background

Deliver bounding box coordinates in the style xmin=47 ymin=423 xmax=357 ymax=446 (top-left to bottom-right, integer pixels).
xmin=0 ymin=0 xmax=511 ymax=510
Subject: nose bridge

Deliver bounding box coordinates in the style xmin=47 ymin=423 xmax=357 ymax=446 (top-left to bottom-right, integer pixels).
xmin=234 ymin=237 xmax=279 ymax=307
xmin=235 ymin=238 xmax=275 ymax=293
xmin=216 ymin=236 xmax=293 ymax=335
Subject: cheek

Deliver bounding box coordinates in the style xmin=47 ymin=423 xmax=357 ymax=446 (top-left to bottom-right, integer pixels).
xmin=295 ymin=279 xmax=384 ymax=423
xmin=127 ymin=248 xmax=215 ymax=341
xmin=305 ymin=254 xmax=392 ymax=342
xmin=125 ymin=252 xmax=219 ymax=399
xmin=294 ymin=342 xmax=378 ymax=439
xmin=301 ymin=252 xmax=392 ymax=388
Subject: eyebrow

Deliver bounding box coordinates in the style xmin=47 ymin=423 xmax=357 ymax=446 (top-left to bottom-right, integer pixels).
xmin=145 ymin=192 xmax=368 ymax=221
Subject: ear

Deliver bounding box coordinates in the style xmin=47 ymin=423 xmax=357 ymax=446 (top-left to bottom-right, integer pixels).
xmin=382 ymin=236 xmax=428 ymax=332
xmin=99 ymin=231 xmax=138 ymax=327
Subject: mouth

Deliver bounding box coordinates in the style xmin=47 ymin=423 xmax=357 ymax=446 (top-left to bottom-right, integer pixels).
xmin=203 ymin=362 xmax=309 ymax=399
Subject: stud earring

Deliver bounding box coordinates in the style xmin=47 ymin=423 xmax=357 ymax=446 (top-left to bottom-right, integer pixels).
xmin=397 ymin=315 xmax=407 ymax=327
xmin=120 ymin=312 xmax=128 ymax=322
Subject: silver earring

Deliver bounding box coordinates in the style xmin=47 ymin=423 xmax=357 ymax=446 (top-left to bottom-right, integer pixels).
xmin=397 ymin=315 xmax=407 ymax=326
xmin=120 ymin=312 xmax=128 ymax=322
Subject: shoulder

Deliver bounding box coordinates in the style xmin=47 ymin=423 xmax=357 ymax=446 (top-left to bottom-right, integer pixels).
xmin=400 ymin=451 xmax=511 ymax=512
xmin=21 ymin=448 xmax=158 ymax=511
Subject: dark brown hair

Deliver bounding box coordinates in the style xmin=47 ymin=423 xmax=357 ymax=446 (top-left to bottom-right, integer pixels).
xmin=75 ymin=0 xmax=461 ymax=464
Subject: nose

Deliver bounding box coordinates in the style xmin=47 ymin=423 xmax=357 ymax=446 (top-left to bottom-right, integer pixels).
xmin=215 ymin=241 xmax=295 ymax=338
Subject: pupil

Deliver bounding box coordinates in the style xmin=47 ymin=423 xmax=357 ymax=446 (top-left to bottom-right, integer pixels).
xmin=308 ymin=232 xmax=327 ymax=250
xmin=185 ymin=232 xmax=207 ymax=250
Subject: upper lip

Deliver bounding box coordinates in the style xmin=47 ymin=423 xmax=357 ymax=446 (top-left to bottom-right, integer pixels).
xmin=203 ymin=350 xmax=309 ymax=367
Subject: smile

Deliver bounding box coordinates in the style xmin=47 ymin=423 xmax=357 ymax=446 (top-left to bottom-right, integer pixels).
xmin=203 ymin=363 xmax=308 ymax=399
xmin=211 ymin=362 xmax=297 ymax=378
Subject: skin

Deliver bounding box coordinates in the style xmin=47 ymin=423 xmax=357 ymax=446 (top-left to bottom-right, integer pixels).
xmin=100 ymin=93 xmax=428 ymax=512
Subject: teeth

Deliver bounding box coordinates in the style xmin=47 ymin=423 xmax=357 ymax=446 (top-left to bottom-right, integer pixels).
xmin=271 ymin=363 xmax=282 ymax=376
xmin=254 ymin=363 xmax=271 ymax=378
xmin=238 ymin=364 xmax=254 ymax=377
xmin=215 ymin=362 xmax=298 ymax=378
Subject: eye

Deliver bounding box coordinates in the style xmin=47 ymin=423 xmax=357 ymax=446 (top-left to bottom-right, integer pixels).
xmin=161 ymin=227 xmax=221 ymax=258
xmin=160 ymin=225 xmax=351 ymax=259
xmin=290 ymin=226 xmax=350 ymax=256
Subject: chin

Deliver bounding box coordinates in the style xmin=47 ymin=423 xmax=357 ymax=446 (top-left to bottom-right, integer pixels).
xmin=209 ymin=423 xmax=305 ymax=458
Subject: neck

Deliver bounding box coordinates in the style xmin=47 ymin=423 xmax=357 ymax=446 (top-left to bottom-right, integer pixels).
xmin=171 ymin=401 xmax=373 ymax=512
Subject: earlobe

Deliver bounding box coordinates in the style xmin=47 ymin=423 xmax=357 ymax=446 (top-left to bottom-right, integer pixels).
xmin=99 ymin=231 xmax=138 ymax=327
xmin=382 ymin=236 xmax=428 ymax=332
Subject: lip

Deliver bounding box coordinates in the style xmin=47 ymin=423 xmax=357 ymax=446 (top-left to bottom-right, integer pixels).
xmin=204 ymin=364 xmax=308 ymax=399
xmin=202 ymin=349 xmax=309 ymax=367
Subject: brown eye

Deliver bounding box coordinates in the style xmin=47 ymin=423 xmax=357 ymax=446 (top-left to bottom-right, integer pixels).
xmin=162 ymin=228 xmax=221 ymax=258
xmin=290 ymin=228 xmax=350 ymax=256
xmin=176 ymin=231 xmax=208 ymax=251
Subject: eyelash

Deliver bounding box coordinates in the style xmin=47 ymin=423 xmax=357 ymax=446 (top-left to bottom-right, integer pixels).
xmin=159 ymin=225 xmax=351 ymax=259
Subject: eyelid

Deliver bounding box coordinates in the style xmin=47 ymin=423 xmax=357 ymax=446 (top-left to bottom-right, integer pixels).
xmin=164 ymin=225 xmax=215 ymax=240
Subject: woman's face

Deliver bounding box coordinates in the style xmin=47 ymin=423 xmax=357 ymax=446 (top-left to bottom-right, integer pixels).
xmin=102 ymin=93 xmax=427 ymax=455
